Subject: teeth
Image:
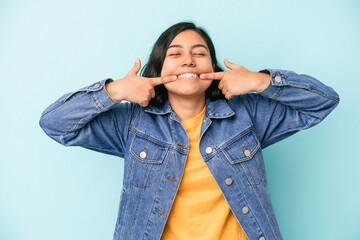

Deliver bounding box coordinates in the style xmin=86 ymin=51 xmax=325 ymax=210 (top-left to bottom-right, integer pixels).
xmin=178 ymin=73 xmax=198 ymax=78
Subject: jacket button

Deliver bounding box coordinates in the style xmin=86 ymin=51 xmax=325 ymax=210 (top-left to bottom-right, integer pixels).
xmin=259 ymin=237 xmax=265 ymax=240
xmin=225 ymin=178 xmax=233 ymax=185
xmin=140 ymin=151 xmax=147 ymax=158
xmin=205 ymin=147 xmax=212 ymax=154
xmin=242 ymin=206 xmax=249 ymax=214
xmin=94 ymin=82 xmax=100 ymax=88
xmin=244 ymin=149 xmax=251 ymax=157
xmin=275 ymin=75 xmax=281 ymax=83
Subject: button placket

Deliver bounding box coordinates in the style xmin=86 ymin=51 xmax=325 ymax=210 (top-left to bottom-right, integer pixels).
xmin=242 ymin=206 xmax=249 ymax=214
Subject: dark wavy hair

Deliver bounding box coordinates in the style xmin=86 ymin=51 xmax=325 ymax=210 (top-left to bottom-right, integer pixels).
xmin=140 ymin=22 xmax=225 ymax=107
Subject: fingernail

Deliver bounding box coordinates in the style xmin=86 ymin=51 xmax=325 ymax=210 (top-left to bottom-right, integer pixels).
xmin=200 ymin=74 xmax=204 ymax=79
xmin=172 ymin=75 xmax=177 ymax=80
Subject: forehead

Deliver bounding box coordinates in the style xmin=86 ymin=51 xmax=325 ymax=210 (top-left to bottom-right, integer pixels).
xmin=169 ymin=30 xmax=208 ymax=48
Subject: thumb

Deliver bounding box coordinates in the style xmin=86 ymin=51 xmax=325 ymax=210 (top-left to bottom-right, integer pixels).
xmin=131 ymin=58 xmax=141 ymax=75
xmin=224 ymin=59 xmax=241 ymax=70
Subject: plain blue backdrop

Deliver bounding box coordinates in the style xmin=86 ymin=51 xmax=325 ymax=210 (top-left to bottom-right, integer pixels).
xmin=0 ymin=0 xmax=359 ymax=239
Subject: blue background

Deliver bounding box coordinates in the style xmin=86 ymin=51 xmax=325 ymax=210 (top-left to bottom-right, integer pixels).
xmin=0 ymin=0 xmax=359 ymax=239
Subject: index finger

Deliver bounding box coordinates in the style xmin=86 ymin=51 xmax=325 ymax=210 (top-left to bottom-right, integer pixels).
xmin=200 ymin=72 xmax=225 ymax=80
xmin=149 ymin=75 xmax=177 ymax=86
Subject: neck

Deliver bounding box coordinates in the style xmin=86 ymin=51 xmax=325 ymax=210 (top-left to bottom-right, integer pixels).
xmin=168 ymin=94 xmax=206 ymax=121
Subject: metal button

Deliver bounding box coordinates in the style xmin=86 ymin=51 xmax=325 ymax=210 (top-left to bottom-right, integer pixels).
xmin=205 ymin=147 xmax=212 ymax=154
xmin=275 ymin=75 xmax=281 ymax=83
xmin=259 ymin=237 xmax=265 ymax=240
xmin=244 ymin=149 xmax=251 ymax=157
xmin=225 ymin=178 xmax=233 ymax=185
xmin=140 ymin=151 xmax=147 ymax=159
xmin=94 ymin=82 xmax=100 ymax=88
xmin=242 ymin=206 xmax=249 ymax=214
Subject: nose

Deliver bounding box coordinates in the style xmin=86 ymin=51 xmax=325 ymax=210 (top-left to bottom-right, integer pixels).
xmin=181 ymin=53 xmax=195 ymax=67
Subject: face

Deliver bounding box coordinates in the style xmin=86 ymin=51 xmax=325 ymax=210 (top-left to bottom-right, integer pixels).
xmin=161 ymin=30 xmax=214 ymax=100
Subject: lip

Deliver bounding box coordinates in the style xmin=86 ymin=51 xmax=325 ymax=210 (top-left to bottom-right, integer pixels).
xmin=176 ymin=72 xmax=200 ymax=79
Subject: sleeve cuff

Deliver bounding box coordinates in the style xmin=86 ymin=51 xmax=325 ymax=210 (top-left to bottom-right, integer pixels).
xmin=257 ymin=69 xmax=287 ymax=99
xmin=90 ymin=78 xmax=119 ymax=111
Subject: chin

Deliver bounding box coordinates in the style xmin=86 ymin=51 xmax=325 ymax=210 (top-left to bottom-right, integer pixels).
xmin=169 ymin=89 xmax=207 ymax=98
xmin=165 ymin=82 xmax=211 ymax=98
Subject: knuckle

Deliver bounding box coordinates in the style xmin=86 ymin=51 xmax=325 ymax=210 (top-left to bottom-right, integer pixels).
xmin=139 ymin=100 xmax=149 ymax=107
xmin=146 ymin=87 xmax=153 ymax=93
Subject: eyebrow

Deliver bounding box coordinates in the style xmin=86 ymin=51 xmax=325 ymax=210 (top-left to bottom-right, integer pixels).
xmin=168 ymin=44 xmax=208 ymax=51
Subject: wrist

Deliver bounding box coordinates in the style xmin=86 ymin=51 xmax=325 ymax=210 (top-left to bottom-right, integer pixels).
xmin=105 ymin=79 xmax=125 ymax=102
xmin=253 ymin=72 xmax=271 ymax=92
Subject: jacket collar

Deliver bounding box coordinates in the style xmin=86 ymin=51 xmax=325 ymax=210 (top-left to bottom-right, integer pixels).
xmin=145 ymin=98 xmax=235 ymax=119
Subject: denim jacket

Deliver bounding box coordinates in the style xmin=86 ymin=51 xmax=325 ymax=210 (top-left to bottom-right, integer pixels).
xmin=39 ymin=69 xmax=339 ymax=240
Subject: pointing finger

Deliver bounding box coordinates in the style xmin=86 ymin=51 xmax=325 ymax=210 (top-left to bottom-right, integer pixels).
xmin=200 ymin=72 xmax=225 ymax=80
xmin=150 ymin=75 xmax=177 ymax=86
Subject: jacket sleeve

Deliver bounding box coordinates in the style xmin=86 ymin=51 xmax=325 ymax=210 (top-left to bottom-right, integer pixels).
xmin=242 ymin=69 xmax=339 ymax=149
xmin=39 ymin=78 xmax=136 ymax=158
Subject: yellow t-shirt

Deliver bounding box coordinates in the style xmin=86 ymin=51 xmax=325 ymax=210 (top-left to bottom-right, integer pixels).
xmin=161 ymin=106 xmax=248 ymax=240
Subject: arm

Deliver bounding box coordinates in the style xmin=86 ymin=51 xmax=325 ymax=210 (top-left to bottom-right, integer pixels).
xmin=200 ymin=59 xmax=339 ymax=148
xmin=39 ymin=59 xmax=177 ymax=157
xmin=243 ymin=68 xmax=339 ymax=148
xmin=39 ymin=78 xmax=135 ymax=157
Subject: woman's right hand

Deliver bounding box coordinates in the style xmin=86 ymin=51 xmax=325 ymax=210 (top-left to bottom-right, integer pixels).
xmin=105 ymin=58 xmax=177 ymax=107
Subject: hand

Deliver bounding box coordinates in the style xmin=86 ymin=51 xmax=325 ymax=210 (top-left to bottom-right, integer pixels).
xmin=199 ymin=59 xmax=270 ymax=99
xmin=106 ymin=58 xmax=177 ymax=107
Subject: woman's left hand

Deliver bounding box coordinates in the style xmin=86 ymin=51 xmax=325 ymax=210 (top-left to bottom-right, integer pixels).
xmin=199 ymin=59 xmax=271 ymax=99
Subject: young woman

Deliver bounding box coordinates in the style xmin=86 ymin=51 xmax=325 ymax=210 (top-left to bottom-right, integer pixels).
xmin=40 ymin=22 xmax=339 ymax=240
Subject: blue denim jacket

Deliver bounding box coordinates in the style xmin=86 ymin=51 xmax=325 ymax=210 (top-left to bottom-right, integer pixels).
xmin=39 ymin=69 xmax=339 ymax=240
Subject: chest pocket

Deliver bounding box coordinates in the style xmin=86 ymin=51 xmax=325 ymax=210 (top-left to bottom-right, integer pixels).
xmin=222 ymin=127 xmax=264 ymax=187
xmin=128 ymin=135 xmax=168 ymax=188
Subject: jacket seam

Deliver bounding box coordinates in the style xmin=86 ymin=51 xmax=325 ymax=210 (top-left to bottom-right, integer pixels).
xmin=252 ymin=184 xmax=282 ymax=240
xmin=128 ymin=186 xmax=146 ymax=239
xmin=261 ymin=116 xmax=316 ymax=148
xmin=142 ymin=153 xmax=173 ymax=239
xmin=91 ymin=92 xmax=104 ymax=111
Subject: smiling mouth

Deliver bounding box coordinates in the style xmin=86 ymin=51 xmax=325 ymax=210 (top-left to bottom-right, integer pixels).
xmin=177 ymin=73 xmax=199 ymax=79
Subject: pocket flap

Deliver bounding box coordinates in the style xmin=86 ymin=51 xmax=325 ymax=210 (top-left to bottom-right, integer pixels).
xmin=223 ymin=127 xmax=260 ymax=164
xmin=130 ymin=135 xmax=168 ymax=164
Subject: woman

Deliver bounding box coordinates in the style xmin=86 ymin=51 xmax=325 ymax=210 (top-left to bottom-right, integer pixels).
xmin=40 ymin=22 xmax=339 ymax=240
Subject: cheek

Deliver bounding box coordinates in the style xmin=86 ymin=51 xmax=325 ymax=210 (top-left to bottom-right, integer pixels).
xmin=161 ymin=59 xmax=176 ymax=76
xmin=200 ymin=59 xmax=214 ymax=72
xmin=204 ymin=80 xmax=213 ymax=89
